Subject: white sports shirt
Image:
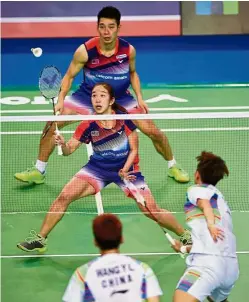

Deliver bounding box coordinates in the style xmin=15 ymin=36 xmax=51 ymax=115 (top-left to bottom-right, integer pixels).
xmin=63 ymin=253 xmax=162 ymax=302
xmin=185 ymin=184 xmax=237 ymax=257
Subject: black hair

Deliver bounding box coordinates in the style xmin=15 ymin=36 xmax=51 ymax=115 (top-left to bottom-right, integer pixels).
xmin=196 ymin=151 xmax=229 ymax=186
xmin=97 ymin=6 xmax=121 ymax=26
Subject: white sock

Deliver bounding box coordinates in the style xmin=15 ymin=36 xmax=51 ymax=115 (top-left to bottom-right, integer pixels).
xmin=35 ymin=160 xmax=48 ymax=174
xmin=168 ymin=157 xmax=176 ymax=169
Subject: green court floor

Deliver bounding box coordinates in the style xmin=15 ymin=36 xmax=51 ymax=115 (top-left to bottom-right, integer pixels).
xmin=1 ymin=86 xmax=249 ymax=301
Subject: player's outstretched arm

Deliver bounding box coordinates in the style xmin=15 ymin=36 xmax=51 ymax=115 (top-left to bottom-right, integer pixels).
xmin=55 ymin=44 xmax=88 ymax=113
xmin=197 ymin=199 xmax=224 ymax=242
xmin=54 ymin=134 xmax=82 ymax=156
xmin=129 ymin=45 xmax=149 ymax=113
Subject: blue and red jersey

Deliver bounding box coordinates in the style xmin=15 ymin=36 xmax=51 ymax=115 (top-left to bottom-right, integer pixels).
xmin=73 ymin=115 xmax=139 ymax=172
xmin=78 ymin=37 xmax=131 ymax=98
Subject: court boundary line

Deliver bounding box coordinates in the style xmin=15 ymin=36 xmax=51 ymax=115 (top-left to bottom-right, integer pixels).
xmin=2 ymin=211 xmax=249 ymax=215
xmin=2 ymin=106 xmax=249 ymax=114
xmin=1 ymin=251 xmax=249 ymax=259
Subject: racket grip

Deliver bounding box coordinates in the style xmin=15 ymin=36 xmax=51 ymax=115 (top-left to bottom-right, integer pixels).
xmin=165 ymin=233 xmax=175 ymax=245
xmin=165 ymin=233 xmax=185 ymax=259
xmin=57 ymin=144 xmax=63 ymax=156
xmin=55 ymin=124 xmax=63 ymax=156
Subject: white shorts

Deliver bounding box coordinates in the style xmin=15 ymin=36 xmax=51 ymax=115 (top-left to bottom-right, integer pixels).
xmin=176 ymin=254 xmax=239 ymax=302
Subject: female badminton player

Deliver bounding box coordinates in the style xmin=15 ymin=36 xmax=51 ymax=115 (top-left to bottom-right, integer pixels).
xmin=17 ymin=83 xmax=191 ymax=252
xmin=171 ymin=151 xmax=239 ymax=302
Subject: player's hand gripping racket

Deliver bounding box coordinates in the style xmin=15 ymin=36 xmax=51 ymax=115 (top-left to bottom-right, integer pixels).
xmin=123 ymin=179 xmax=185 ymax=258
xmin=39 ymin=66 xmax=63 ymax=155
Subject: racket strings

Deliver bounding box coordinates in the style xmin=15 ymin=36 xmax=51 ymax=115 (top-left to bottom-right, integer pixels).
xmin=39 ymin=66 xmax=62 ymax=99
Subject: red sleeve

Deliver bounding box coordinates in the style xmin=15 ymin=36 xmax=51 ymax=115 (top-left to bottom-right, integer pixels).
xmin=73 ymin=121 xmax=91 ymax=143
xmin=124 ymin=120 xmax=137 ymax=136
xmin=85 ymin=37 xmax=98 ymax=51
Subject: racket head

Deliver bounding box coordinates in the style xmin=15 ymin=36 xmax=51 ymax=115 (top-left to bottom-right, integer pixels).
xmin=39 ymin=65 xmax=62 ymax=99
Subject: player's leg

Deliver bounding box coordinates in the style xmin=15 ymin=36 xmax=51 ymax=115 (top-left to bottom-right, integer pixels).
xmin=14 ymin=93 xmax=93 ymax=184
xmin=133 ymin=119 xmax=189 ymax=183
xmin=208 ymin=257 xmax=239 ymax=302
xmin=117 ymin=93 xmax=189 ymax=183
xmin=174 ymin=254 xmax=237 ymax=302
xmin=17 ymin=164 xmax=110 ymax=252
xmin=116 ymin=172 xmax=191 ymax=243
xmin=174 ymin=266 xmax=215 ymax=302
xmin=174 ymin=290 xmax=199 ymax=302
xmin=17 ymin=176 xmax=96 ymax=252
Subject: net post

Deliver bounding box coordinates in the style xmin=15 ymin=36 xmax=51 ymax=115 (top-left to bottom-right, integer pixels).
xmin=86 ymin=143 xmax=104 ymax=215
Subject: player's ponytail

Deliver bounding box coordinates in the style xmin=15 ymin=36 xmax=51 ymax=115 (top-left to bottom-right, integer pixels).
xmin=111 ymin=102 xmax=127 ymax=113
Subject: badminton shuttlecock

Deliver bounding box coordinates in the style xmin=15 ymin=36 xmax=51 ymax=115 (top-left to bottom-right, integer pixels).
xmin=31 ymin=47 xmax=43 ymax=57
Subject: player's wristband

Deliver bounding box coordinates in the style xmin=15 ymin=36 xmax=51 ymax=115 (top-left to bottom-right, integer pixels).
xmin=180 ymin=245 xmax=188 ymax=254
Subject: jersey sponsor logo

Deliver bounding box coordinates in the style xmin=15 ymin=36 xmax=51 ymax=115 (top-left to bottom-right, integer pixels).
xmin=91 ymin=59 xmax=99 ymax=64
xmin=116 ymin=54 xmax=127 ymax=60
xmin=91 ymin=131 xmax=99 ymax=136
xmin=110 ymin=289 xmax=129 ymax=297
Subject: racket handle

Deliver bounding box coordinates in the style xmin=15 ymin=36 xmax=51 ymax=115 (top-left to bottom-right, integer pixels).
xmin=55 ymin=124 xmax=63 ymax=156
xmin=165 ymin=233 xmax=175 ymax=245
xmin=165 ymin=233 xmax=185 ymax=259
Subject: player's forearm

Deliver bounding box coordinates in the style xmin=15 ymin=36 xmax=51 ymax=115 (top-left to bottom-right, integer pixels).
xmin=130 ymin=71 xmax=143 ymax=101
xmin=122 ymin=150 xmax=137 ymax=172
xmin=58 ymin=75 xmax=74 ymax=104
xmin=200 ymin=202 xmax=216 ymax=226
xmin=61 ymin=141 xmax=79 ymax=156
xmin=61 ymin=143 xmax=72 ymax=156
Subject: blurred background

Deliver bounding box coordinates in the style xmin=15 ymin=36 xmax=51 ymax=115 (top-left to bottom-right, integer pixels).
xmin=1 ymin=1 xmax=249 ymax=90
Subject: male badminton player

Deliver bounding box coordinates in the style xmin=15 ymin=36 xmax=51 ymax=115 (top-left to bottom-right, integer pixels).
xmin=15 ymin=6 xmax=189 ymax=185
xmin=63 ymin=213 xmax=163 ymax=302
xmin=17 ymin=83 xmax=191 ymax=253
xmin=171 ymin=151 xmax=239 ymax=302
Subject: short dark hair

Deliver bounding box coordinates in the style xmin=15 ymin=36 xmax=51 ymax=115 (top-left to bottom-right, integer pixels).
xmin=97 ymin=6 xmax=121 ymax=26
xmin=93 ymin=214 xmax=122 ymax=250
xmin=196 ymin=151 xmax=229 ymax=186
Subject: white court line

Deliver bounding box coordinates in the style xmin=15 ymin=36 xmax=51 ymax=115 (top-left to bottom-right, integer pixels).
xmin=1 ymin=106 xmax=249 ymax=114
xmin=2 ymin=210 xmax=249 ymax=215
xmin=1 ymin=251 xmax=249 ymax=259
xmin=1 ymin=127 xmax=249 ymax=135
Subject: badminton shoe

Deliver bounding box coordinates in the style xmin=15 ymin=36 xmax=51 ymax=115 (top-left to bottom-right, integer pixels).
xmin=17 ymin=230 xmax=47 ymax=253
xmin=168 ymin=164 xmax=190 ymax=183
xmin=14 ymin=166 xmax=45 ymax=184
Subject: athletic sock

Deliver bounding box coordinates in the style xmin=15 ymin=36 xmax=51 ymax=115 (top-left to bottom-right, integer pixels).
xmin=35 ymin=160 xmax=48 ymax=174
xmin=168 ymin=157 xmax=176 ymax=169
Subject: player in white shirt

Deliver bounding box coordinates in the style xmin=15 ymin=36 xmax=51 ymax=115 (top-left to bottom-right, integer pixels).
xmin=171 ymin=151 xmax=239 ymax=302
xmin=63 ymin=213 xmax=163 ymax=302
